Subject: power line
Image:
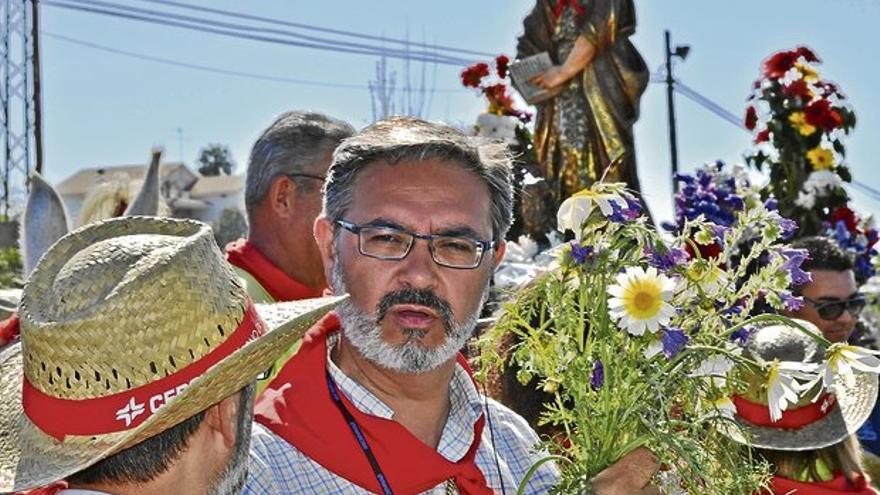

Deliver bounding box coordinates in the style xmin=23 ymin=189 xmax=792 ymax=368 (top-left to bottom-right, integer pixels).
xmin=132 ymin=0 xmax=495 ymax=59
xmin=42 ymin=30 xmax=466 ymax=93
xmin=41 ymin=0 xmax=474 ymax=66
xmin=59 ymin=0 xmax=470 ymax=65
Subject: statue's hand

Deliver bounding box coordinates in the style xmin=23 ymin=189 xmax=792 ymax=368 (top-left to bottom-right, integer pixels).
xmin=529 ymin=65 xmax=571 ymax=90
xmin=590 ymin=447 xmax=660 ymax=495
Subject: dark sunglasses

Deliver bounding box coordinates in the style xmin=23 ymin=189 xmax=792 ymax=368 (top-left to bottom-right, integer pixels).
xmin=803 ymin=294 xmax=867 ymax=321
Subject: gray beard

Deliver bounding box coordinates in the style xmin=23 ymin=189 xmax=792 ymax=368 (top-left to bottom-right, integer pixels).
xmin=209 ymin=384 xmax=255 ymax=495
xmin=330 ymin=259 xmax=488 ymax=374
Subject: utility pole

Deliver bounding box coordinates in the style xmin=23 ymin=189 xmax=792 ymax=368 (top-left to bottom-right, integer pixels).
xmin=31 ymin=0 xmax=42 ymax=174
xmin=664 ymin=30 xmax=689 ymax=193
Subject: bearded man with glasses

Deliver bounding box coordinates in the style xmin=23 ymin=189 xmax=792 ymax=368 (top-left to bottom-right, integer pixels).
xmin=242 ymin=117 xmax=660 ymax=494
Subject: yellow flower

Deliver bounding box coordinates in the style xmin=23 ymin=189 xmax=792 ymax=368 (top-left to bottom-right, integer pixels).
xmin=807 ymin=146 xmax=835 ymax=171
xmin=608 ymin=266 xmax=676 ymax=336
xmin=795 ymin=62 xmax=820 ymax=83
xmin=789 ymin=112 xmax=816 ymax=136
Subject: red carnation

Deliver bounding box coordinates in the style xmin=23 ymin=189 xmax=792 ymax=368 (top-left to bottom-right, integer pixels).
xmin=795 ymin=46 xmax=820 ymax=63
xmin=484 ymin=83 xmax=514 ymax=111
xmin=745 ymin=106 xmax=758 ymax=131
xmin=495 ymin=55 xmax=510 ymax=79
xmin=831 ymin=207 xmax=859 ymax=233
xmin=461 ymin=62 xmax=490 ymax=88
xmin=804 ymin=99 xmax=843 ymax=132
xmin=762 ymin=50 xmax=798 ymax=79
xmin=783 ymin=79 xmax=811 ymax=100
xmin=754 ymin=128 xmax=771 ymax=144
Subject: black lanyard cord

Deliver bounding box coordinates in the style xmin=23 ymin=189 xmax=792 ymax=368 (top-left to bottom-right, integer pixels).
xmin=326 ymin=372 xmax=395 ymax=495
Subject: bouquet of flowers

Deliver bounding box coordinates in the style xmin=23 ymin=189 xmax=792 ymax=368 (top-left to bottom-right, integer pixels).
xmin=461 ymin=55 xmax=532 ymax=124
xmin=744 ymin=46 xmax=856 ymax=236
xmin=476 ymin=164 xmax=880 ymax=493
xmin=823 ymin=206 xmax=879 ymax=284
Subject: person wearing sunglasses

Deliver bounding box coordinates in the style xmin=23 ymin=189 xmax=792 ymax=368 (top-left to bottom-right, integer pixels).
xmin=784 ymin=236 xmax=880 ymax=470
xmin=784 ymin=236 xmax=866 ymax=344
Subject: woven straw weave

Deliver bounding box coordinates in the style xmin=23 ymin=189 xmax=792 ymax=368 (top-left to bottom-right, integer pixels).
xmin=0 ymin=216 xmax=344 ymax=491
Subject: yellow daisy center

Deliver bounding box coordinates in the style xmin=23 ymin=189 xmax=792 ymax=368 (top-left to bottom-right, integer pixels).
xmin=621 ymin=278 xmax=664 ymax=319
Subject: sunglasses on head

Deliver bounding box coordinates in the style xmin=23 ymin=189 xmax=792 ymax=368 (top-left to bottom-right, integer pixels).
xmin=803 ymin=294 xmax=867 ymax=321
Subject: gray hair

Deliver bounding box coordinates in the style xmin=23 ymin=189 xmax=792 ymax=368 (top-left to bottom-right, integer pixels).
xmin=323 ymin=116 xmax=514 ymax=241
xmin=245 ymin=111 xmax=355 ymax=216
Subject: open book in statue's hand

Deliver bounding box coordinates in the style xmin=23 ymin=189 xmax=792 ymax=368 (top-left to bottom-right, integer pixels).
xmin=509 ymin=52 xmax=563 ymax=104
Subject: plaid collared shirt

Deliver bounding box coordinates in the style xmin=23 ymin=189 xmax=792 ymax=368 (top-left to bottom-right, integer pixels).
xmin=243 ymin=339 xmax=559 ymax=494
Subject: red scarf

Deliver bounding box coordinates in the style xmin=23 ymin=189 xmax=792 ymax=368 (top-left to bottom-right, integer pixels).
xmin=769 ymin=474 xmax=877 ymax=494
xmin=255 ymin=314 xmax=494 ymax=495
xmin=0 ymin=313 xmax=19 ymax=347
xmin=225 ymin=239 xmax=322 ymax=301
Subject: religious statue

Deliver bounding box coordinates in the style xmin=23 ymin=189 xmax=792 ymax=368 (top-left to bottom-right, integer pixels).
xmin=517 ymin=0 xmax=649 ymax=209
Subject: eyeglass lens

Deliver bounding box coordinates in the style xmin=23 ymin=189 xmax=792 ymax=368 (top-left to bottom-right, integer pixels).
xmin=816 ymin=296 xmax=867 ymax=320
xmin=358 ymin=226 xmax=482 ymax=268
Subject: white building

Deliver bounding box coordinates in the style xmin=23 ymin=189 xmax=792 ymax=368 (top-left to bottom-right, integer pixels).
xmin=56 ymin=162 xmax=244 ymax=226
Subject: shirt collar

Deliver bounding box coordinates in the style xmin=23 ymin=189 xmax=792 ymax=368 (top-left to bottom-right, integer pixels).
xmin=326 ymin=334 xmax=484 ymax=429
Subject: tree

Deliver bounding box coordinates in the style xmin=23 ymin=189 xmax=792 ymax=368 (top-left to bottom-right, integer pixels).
xmin=197 ymin=144 xmax=235 ymax=176
xmin=211 ymin=208 xmax=248 ymax=248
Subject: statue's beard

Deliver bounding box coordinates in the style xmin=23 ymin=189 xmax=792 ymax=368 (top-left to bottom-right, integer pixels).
xmin=330 ymin=260 xmax=488 ymax=374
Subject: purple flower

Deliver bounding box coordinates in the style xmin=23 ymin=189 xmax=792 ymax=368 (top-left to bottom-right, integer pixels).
xmin=779 ymin=291 xmax=805 ymax=311
xmin=764 ymin=198 xmax=779 ymax=211
xmin=661 ymin=328 xmax=689 ymax=358
xmin=591 ymin=360 xmax=605 ymax=390
xmin=570 ymin=242 xmax=594 ymax=265
xmin=730 ymin=325 xmax=754 ymax=346
xmin=644 ymin=245 xmax=688 ymax=271
xmin=608 ymin=194 xmax=641 ymax=223
xmin=779 ymin=248 xmax=812 ymax=286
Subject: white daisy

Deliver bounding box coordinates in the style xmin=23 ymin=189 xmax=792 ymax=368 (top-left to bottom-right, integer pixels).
xmin=766 ymin=359 xmax=819 ymax=422
xmin=608 ymin=266 xmax=677 ymax=336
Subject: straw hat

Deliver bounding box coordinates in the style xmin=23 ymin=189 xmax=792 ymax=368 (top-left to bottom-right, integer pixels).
xmin=722 ymin=320 xmax=878 ymax=451
xmin=0 ymin=216 xmax=343 ymax=492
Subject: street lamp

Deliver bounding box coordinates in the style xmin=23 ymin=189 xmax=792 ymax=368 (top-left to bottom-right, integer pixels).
xmin=665 ymin=30 xmax=690 ymax=193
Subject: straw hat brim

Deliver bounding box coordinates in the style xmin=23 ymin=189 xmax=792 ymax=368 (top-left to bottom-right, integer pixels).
xmin=721 ymin=367 xmax=879 ymax=451
xmin=0 ymin=296 xmax=344 ymax=492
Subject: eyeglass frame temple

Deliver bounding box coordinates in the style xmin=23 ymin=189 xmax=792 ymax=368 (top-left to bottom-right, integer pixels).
xmin=286 ymin=172 xmax=326 ymax=182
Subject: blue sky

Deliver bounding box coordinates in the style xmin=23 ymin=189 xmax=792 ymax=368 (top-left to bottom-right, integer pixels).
xmin=39 ymin=0 xmax=880 ymax=224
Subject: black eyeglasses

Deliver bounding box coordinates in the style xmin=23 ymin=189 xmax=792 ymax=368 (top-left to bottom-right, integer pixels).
xmin=286 ymin=172 xmax=326 ymax=182
xmin=336 ymin=219 xmax=496 ymax=270
xmin=803 ymin=294 xmax=867 ymax=321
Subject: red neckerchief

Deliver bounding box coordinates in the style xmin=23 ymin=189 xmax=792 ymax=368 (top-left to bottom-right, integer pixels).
xmin=225 ymin=238 xmax=323 ymax=301
xmin=553 ymin=0 xmax=585 ymax=19
xmin=0 ymin=312 xmax=19 ymax=347
xmin=769 ymin=474 xmax=877 ymax=494
xmin=13 ymin=480 xmax=68 ymax=494
xmin=255 ymin=314 xmax=494 ymax=495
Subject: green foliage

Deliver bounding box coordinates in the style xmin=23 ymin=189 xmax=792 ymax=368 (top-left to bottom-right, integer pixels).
xmin=211 ymin=208 xmax=248 ymax=248
xmin=0 ymin=247 xmax=23 ymax=289
xmin=476 ymin=179 xmax=806 ymax=493
xmin=197 ymin=144 xmax=236 ymax=176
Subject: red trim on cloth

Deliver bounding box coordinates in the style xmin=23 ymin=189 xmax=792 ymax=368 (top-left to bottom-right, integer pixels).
xmin=255 ymin=315 xmax=495 ymax=495
xmin=554 ymin=0 xmax=585 ymax=19
xmin=733 ymin=394 xmax=836 ymax=429
xmin=13 ymin=480 xmax=68 ymax=495
xmin=0 ymin=312 xmax=20 ymax=347
xmin=225 ymin=239 xmax=323 ymax=301
xmin=770 ymin=473 xmax=877 ymax=494
xmin=22 ymin=302 xmax=266 ymax=441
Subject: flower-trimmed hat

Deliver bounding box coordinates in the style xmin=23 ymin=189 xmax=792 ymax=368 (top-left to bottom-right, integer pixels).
xmin=0 ymin=216 xmax=344 ymax=492
xmin=722 ymin=320 xmax=878 ymax=451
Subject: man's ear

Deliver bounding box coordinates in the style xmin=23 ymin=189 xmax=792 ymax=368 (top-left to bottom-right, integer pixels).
xmin=492 ymin=240 xmax=507 ymax=269
xmin=267 ymin=176 xmax=297 ymax=218
xmin=314 ymin=216 xmax=337 ymax=290
xmin=203 ymin=393 xmax=241 ymax=449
